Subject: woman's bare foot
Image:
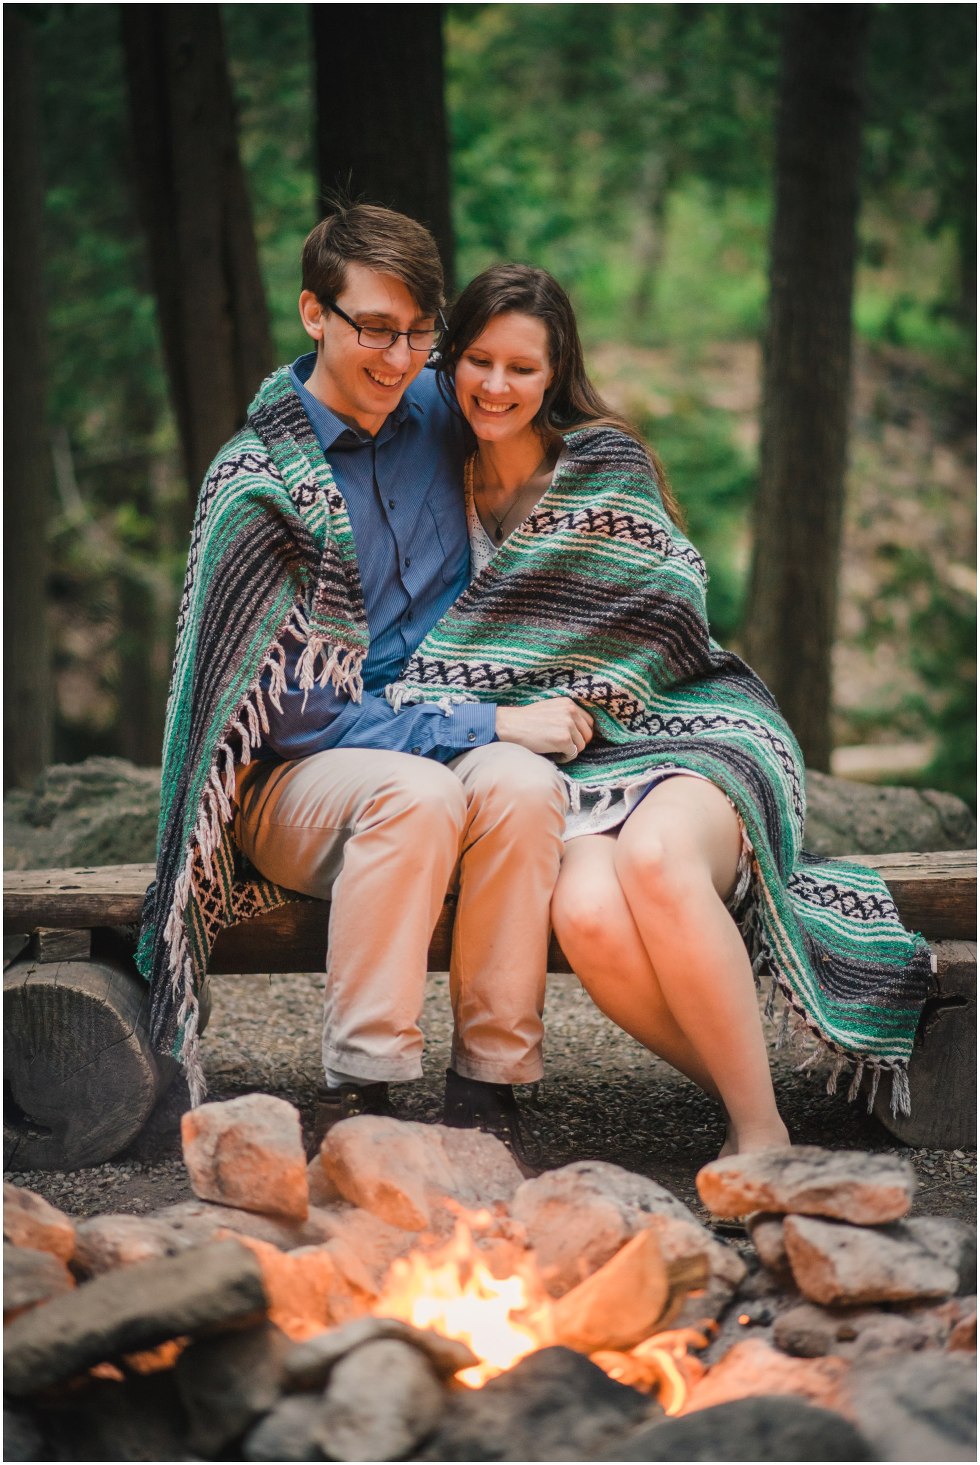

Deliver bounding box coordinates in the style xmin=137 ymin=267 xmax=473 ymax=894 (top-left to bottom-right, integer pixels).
xmin=717 ymin=1118 xmax=790 ymax=1159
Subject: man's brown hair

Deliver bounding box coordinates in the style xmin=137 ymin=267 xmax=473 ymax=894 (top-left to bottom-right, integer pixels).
xmin=302 ymin=201 xmax=445 ymax=318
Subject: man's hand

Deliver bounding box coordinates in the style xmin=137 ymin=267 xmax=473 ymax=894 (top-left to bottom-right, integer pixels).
xmin=495 ymin=699 xmax=595 ymax=762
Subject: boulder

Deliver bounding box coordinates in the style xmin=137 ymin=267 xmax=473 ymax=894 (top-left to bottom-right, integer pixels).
xmin=243 ymin=1394 xmax=326 ymax=1462
xmin=774 ymin=1300 xmax=954 ymax=1361
xmin=2 ymin=1238 xmax=267 ymax=1397
xmin=3 ymin=1243 xmax=75 ymax=1322
xmin=696 ymin=1146 xmax=915 ymax=1223
xmin=551 ymin=1228 xmax=705 ymax=1354
xmin=174 ymin=1321 xmax=292 ymax=1456
xmin=284 ymin=1316 xmax=477 ymax=1391
xmin=841 ymin=1352 xmax=977 ymax=1461
xmin=783 ymin=1215 xmax=959 ymax=1306
xmin=182 ymin=1093 xmax=308 ymax=1221
xmin=599 ymin=1395 xmax=874 ymax=1462
xmin=154 ymin=1196 xmax=337 ymax=1250
xmin=426 ymin=1346 xmax=652 ymax=1463
xmin=224 ymin=1233 xmax=353 ymax=1339
xmin=73 ymin=1213 xmax=198 ymax=1277
xmin=3 ymin=1184 xmax=76 ymax=1264
xmin=681 ymin=1338 xmax=849 ymax=1416
xmin=904 ymin=1216 xmax=977 ymax=1295
xmin=315 ymin=1337 xmax=445 ymax=1462
xmin=803 ymin=768 xmax=976 ymax=856
xmin=745 ymin=1213 xmax=793 ymax=1284
xmin=317 ymin=1116 xmax=522 ymax=1231
xmin=510 ymin=1160 xmax=703 ymax=1296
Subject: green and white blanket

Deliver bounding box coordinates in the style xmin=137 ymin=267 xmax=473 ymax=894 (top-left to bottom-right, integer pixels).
xmin=136 ymin=366 xmax=369 ymax=1101
xmin=388 ymin=426 xmax=933 ymax=1113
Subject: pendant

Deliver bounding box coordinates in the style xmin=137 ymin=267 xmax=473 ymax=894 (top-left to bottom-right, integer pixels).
xmin=494 ymin=525 xmax=504 ymax=542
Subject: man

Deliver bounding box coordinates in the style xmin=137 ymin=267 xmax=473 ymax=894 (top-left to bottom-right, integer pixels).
xmin=139 ymin=202 xmax=591 ymax=1164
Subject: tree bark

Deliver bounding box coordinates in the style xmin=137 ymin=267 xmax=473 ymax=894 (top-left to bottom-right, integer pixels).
xmin=313 ymin=3 xmax=455 ymax=288
xmin=743 ymin=6 xmax=870 ymax=770
xmin=4 ymin=9 xmax=53 ymax=788
xmin=121 ymin=5 xmax=273 ymax=509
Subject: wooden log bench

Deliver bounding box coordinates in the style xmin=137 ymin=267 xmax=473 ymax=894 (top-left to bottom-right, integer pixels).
xmin=4 ymin=851 xmax=975 ymax=1170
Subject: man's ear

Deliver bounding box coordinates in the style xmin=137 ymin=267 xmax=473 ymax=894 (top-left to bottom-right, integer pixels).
xmin=299 ymin=290 xmax=324 ymax=344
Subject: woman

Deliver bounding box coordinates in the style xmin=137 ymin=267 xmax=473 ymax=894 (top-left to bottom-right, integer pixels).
xmin=389 ymin=264 xmax=933 ymax=1158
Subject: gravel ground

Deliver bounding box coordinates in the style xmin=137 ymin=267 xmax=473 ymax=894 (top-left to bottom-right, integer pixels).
xmin=8 ymin=971 xmax=976 ymax=1227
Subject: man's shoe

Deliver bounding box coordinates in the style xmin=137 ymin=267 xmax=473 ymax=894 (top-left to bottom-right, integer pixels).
xmin=443 ymin=1068 xmax=538 ymax=1176
xmin=307 ymin=1080 xmax=396 ymax=1159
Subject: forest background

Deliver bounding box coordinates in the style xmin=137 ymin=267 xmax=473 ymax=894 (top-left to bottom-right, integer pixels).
xmin=4 ymin=2 xmax=976 ymax=809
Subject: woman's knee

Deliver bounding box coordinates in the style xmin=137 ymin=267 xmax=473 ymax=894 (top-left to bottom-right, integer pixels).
xmin=614 ymin=826 xmax=705 ymax=913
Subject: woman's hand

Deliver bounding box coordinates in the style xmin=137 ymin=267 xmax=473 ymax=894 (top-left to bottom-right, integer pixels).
xmin=495 ymin=699 xmax=594 ymax=761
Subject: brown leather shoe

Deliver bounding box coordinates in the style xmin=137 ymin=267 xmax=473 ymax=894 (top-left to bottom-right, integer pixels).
xmin=307 ymin=1080 xmax=396 ymax=1160
xmin=443 ymin=1068 xmax=538 ymax=1176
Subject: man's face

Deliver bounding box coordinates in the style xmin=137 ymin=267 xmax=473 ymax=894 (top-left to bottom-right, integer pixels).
xmin=299 ymin=262 xmax=435 ymax=435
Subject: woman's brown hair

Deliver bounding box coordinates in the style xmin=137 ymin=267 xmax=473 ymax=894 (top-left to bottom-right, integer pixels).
xmin=437 ymin=264 xmax=684 ymax=527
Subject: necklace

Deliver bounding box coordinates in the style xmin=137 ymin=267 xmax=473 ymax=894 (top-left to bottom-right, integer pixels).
xmin=473 ymin=446 xmax=556 ymax=542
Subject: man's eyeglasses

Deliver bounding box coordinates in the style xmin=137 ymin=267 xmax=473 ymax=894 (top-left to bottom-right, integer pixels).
xmin=324 ymin=300 xmax=445 ymax=353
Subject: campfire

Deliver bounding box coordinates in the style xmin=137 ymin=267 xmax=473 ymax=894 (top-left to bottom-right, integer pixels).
xmin=3 ymin=1098 xmax=975 ymax=1463
xmin=371 ymin=1210 xmax=708 ymax=1407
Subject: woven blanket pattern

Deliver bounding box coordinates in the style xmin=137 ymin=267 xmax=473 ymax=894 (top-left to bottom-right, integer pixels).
xmin=136 ymin=367 xmax=368 ymax=1101
xmin=390 ymin=427 xmax=933 ymax=1111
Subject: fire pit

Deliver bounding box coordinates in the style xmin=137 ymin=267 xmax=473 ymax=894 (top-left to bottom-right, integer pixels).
xmin=2 ymin=1095 xmax=976 ymax=1461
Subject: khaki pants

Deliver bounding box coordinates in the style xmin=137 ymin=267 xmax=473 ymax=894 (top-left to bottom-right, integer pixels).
xmin=235 ymin=742 xmax=568 ymax=1085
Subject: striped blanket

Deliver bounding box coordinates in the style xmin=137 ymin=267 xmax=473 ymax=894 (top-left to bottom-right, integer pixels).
xmin=389 ymin=426 xmax=934 ymax=1113
xmin=136 ymin=366 xmax=368 ymax=1101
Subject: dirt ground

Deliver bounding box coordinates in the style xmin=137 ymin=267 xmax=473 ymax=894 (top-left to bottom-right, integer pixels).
xmin=8 ymin=970 xmax=976 ymax=1228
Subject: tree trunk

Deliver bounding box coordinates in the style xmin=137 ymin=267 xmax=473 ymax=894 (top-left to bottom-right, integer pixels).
xmin=312 ymin=3 xmax=455 ymax=288
xmin=743 ymin=6 xmax=870 ymax=771
xmin=4 ymin=9 xmax=53 ymax=788
xmin=121 ymin=5 xmax=273 ymax=510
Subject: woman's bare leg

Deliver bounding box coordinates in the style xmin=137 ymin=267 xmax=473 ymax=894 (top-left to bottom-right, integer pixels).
xmin=613 ymin=779 xmax=788 ymax=1153
xmin=552 ymin=833 xmax=724 ymax=1101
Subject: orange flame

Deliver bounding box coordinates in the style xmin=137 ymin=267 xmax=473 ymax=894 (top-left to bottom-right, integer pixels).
xmin=372 ymin=1217 xmax=705 ymax=1409
xmin=373 ymin=1216 xmax=553 ymax=1387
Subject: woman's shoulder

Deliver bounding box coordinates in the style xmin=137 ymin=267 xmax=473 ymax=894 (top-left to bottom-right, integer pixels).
xmin=562 ymin=423 xmax=654 ymax=474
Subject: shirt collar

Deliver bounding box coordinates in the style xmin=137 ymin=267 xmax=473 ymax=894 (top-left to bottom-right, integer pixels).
xmin=289 ymin=352 xmax=424 ymax=453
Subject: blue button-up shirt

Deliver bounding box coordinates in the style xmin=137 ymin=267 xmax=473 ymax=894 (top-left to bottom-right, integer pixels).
xmin=258 ymin=354 xmax=495 ymax=763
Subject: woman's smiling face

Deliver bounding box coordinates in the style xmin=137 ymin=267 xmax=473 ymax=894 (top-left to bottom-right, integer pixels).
xmin=454 ymin=312 xmax=554 ymax=444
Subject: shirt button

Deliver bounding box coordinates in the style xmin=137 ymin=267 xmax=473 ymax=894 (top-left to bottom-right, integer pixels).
xmin=388 ymin=498 xmax=396 ymax=509
xmin=411 ymin=746 xmax=422 ymax=755
xmin=467 ymin=731 xmax=477 ymax=743
xmin=404 ymin=556 xmax=412 ymax=568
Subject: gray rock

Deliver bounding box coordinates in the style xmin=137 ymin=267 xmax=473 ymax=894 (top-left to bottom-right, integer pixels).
xmin=774 ymin=1300 xmax=950 ymax=1360
xmin=46 ymin=1373 xmax=200 ymax=1463
xmin=697 ymin=1146 xmax=916 ymax=1223
xmin=2 ymin=1405 xmax=45 ymax=1462
xmin=511 ymin=1160 xmax=700 ymax=1296
xmin=745 ymin=1213 xmax=793 ymax=1284
xmin=3 ymin=1243 xmax=74 ymax=1320
xmin=74 ymin=1212 xmax=199 ymax=1276
xmin=784 ymin=1215 xmax=959 ymax=1305
xmin=154 ymin=1197 xmax=340 ymax=1250
xmin=843 ymin=1352 xmax=977 ymax=1461
xmin=243 ymin=1395 xmax=327 ymax=1462
xmin=316 ymin=1337 xmax=445 ymax=1461
xmin=319 ymin=1116 xmax=522 ymax=1231
xmin=905 ymin=1216 xmax=977 ymax=1294
xmin=598 ymin=1395 xmax=874 ymax=1461
xmin=3 ymin=757 xmax=161 ymax=869
xmin=284 ymin=1316 xmax=478 ymax=1390
xmin=423 ymin=1346 xmax=653 ymax=1461
xmin=3 ymin=1183 xmax=76 ymax=1263
xmin=2 ymin=1238 xmax=267 ymax=1396
xmin=804 ymin=768 xmax=976 ymax=856
xmin=174 ymin=1321 xmax=292 ymax=1456
xmin=182 ymin=1093 xmax=309 ymax=1221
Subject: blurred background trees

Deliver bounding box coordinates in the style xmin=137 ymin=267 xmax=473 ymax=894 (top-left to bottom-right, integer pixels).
xmin=3 ymin=2 xmax=975 ymax=805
